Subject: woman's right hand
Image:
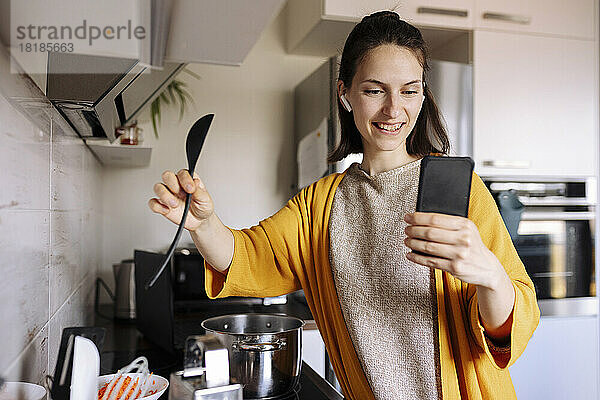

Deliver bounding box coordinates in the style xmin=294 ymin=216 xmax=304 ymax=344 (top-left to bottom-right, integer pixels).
xmin=148 ymin=169 xmax=214 ymax=232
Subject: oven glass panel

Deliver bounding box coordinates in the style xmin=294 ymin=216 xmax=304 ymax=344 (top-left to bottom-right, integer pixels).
xmin=515 ymin=218 xmax=594 ymax=299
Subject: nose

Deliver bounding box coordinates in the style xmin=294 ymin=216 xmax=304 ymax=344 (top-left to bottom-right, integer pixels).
xmin=382 ymin=92 xmax=403 ymax=119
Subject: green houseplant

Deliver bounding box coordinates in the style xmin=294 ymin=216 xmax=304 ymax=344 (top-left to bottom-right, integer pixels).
xmin=149 ymin=68 xmax=200 ymax=138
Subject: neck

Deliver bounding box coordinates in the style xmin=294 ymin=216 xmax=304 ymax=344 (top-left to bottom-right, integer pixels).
xmin=360 ymin=149 xmax=420 ymax=175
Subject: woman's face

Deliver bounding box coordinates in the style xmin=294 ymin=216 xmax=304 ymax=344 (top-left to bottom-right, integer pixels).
xmin=340 ymin=44 xmax=425 ymax=157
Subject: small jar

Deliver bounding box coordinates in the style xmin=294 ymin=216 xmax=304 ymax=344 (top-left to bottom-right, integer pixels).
xmin=117 ymin=123 xmax=142 ymax=145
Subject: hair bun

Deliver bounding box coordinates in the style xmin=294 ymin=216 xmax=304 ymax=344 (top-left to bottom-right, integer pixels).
xmin=363 ymin=10 xmax=400 ymax=21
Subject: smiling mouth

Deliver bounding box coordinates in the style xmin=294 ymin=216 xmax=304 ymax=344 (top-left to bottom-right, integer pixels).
xmin=373 ymin=122 xmax=405 ymax=133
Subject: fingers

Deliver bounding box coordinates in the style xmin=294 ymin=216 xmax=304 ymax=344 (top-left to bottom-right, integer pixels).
xmin=404 ymin=212 xmax=471 ymax=231
xmin=153 ymin=182 xmax=180 ymax=208
xmin=148 ymin=198 xmax=170 ymax=215
xmin=153 ymin=170 xmax=209 ymax=213
xmin=161 ymin=170 xmax=184 ymax=197
xmin=177 ymin=169 xmax=196 ymax=194
xmin=406 ymin=251 xmax=453 ymax=272
xmin=404 ymin=237 xmax=468 ymax=260
xmin=404 ymin=225 xmax=471 ymax=247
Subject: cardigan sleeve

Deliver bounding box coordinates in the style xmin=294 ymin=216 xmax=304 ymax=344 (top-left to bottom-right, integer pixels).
xmin=465 ymin=173 xmax=540 ymax=369
xmin=204 ymin=187 xmax=311 ymax=299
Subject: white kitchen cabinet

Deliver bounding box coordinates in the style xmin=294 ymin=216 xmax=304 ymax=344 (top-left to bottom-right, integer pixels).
xmin=324 ymin=0 xmax=475 ymax=30
xmin=302 ymin=329 xmax=326 ymax=378
xmin=473 ymin=30 xmax=596 ymax=177
xmin=509 ymin=315 xmax=598 ymax=399
xmin=475 ymin=0 xmax=596 ymax=40
xmin=285 ymin=0 xmax=473 ymax=57
xmin=165 ymin=0 xmax=286 ymax=66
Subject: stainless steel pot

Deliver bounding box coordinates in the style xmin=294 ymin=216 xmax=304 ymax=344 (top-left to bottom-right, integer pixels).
xmin=201 ymin=314 xmax=304 ymax=399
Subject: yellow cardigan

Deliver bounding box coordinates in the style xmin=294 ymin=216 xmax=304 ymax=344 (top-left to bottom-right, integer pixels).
xmin=205 ymin=171 xmax=540 ymax=399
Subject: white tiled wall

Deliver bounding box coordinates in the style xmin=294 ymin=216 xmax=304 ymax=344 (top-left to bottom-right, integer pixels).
xmin=0 ymin=46 xmax=103 ymax=386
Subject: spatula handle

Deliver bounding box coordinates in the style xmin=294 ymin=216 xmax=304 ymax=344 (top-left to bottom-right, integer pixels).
xmin=145 ymin=193 xmax=192 ymax=289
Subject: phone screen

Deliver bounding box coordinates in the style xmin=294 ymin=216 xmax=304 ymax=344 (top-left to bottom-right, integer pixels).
xmin=416 ymin=156 xmax=474 ymax=217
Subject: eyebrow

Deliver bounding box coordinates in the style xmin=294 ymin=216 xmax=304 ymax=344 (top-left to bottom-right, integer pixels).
xmin=360 ymin=79 xmax=422 ymax=86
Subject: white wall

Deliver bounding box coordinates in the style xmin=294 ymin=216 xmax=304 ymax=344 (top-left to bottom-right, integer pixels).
xmin=0 ymin=46 xmax=103 ymax=383
xmin=101 ymin=6 xmax=326 ymax=273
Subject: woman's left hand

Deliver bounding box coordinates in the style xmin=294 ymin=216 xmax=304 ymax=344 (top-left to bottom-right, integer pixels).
xmin=403 ymin=211 xmax=505 ymax=290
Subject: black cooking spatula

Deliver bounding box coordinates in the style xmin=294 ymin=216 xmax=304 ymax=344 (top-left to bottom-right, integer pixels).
xmin=145 ymin=114 xmax=214 ymax=289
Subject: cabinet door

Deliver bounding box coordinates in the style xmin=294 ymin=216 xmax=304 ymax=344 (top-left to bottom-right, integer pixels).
xmin=475 ymin=0 xmax=595 ymax=40
xmin=398 ymin=0 xmax=475 ymax=30
xmin=473 ymin=30 xmax=596 ymax=177
xmin=509 ymin=316 xmax=598 ymax=399
xmin=324 ymin=0 xmax=474 ymax=30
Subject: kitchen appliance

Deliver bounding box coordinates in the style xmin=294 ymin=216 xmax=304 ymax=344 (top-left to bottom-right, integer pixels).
xmin=172 ymin=248 xmax=209 ymax=301
xmin=46 ymin=52 xmax=184 ymax=142
xmin=134 ymin=250 xmax=264 ymax=353
xmin=486 ymin=177 xmax=596 ymax=302
xmin=48 ymin=327 xmax=105 ymax=400
xmin=201 ymin=314 xmax=304 ymax=399
xmin=293 ymin=57 xmax=472 ymax=187
xmin=496 ymin=189 xmax=524 ymax=240
xmin=70 ymin=336 xmax=100 ymax=400
xmin=113 ymin=260 xmax=137 ymax=320
xmin=169 ymin=335 xmax=243 ymax=400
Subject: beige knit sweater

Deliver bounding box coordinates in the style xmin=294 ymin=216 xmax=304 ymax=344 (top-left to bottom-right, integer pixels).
xmin=329 ymin=161 xmax=441 ymax=400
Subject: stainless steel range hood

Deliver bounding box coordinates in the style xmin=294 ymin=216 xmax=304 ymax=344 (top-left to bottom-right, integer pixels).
xmin=2 ymin=0 xmax=286 ymax=142
xmin=46 ymin=52 xmax=184 ymax=142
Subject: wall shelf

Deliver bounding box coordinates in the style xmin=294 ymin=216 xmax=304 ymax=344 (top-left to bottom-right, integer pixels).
xmin=85 ymin=139 xmax=152 ymax=167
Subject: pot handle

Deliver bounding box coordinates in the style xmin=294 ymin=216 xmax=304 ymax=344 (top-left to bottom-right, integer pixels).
xmin=232 ymin=338 xmax=286 ymax=352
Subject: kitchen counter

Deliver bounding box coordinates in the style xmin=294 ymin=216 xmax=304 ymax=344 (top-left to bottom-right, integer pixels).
xmin=94 ymin=300 xmax=341 ymax=399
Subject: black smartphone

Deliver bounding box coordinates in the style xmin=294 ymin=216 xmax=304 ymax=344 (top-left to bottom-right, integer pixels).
xmin=416 ymin=156 xmax=475 ymax=217
xmin=412 ymin=156 xmax=474 ymax=257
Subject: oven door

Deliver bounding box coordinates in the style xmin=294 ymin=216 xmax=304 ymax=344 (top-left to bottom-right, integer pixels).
xmin=515 ymin=210 xmax=595 ymax=299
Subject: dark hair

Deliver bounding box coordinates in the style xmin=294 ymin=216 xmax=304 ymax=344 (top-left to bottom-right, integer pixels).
xmin=328 ymin=11 xmax=450 ymax=162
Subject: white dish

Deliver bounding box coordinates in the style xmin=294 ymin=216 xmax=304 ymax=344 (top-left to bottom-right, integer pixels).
xmin=0 ymin=382 xmax=47 ymax=400
xmin=98 ymin=373 xmax=168 ymax=400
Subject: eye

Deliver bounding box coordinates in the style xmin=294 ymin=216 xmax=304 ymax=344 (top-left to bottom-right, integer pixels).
xmin=402 ymin=90 xmax=418 ymax=96
xmin=364 ymin=89 xmax=384 ymax=96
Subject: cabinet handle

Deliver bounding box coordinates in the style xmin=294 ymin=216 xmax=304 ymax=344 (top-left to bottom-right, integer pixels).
xmin=532 ymin=272 xmax=574 ymax=279
xmin=481 ymin=160 xmax=531 ymax=168
xmin=482 ymin=12 xmax=531 ymax=24
xmin=521 ymin=211 xmax=595 ymax=221
xmin=417 ymin=7 xmax=468 ymax=17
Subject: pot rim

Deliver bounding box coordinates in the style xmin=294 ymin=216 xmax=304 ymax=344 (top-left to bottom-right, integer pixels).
xmin=200 ymin=313 xmax=306 ymax=335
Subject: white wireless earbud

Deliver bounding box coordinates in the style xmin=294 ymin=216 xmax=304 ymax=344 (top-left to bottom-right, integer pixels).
xmin=340 ymin=94 xmax=352 ymax=112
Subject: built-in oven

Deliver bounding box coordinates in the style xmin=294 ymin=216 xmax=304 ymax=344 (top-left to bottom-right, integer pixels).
xmin=485 ymin=177 xmax=597 ymax=316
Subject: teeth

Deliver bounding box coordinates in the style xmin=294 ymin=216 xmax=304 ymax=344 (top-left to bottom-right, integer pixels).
xmin=375 ymin=122 xmax=403 ymax=131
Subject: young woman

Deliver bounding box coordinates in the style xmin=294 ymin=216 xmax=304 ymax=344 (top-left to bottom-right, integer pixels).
xmin=149 ymin=11 xmax=539 ymax=400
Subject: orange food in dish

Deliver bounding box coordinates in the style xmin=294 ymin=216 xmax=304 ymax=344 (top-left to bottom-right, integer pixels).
xmin=98 ymin=376 xmax=159 ymax=400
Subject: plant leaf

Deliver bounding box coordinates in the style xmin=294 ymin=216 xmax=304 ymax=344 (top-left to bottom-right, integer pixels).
xmin=146 ymin=75 xmax=197 ymax=139
xmin=176 ymin=89 xmax=186 ymax=120
xmin=160 ymin=91 xmax=171 ymax=105
xmin=166 ymin=82 xmax=177 ymax=104
xmin=150 ymin=98 xmax=160 ymax=138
